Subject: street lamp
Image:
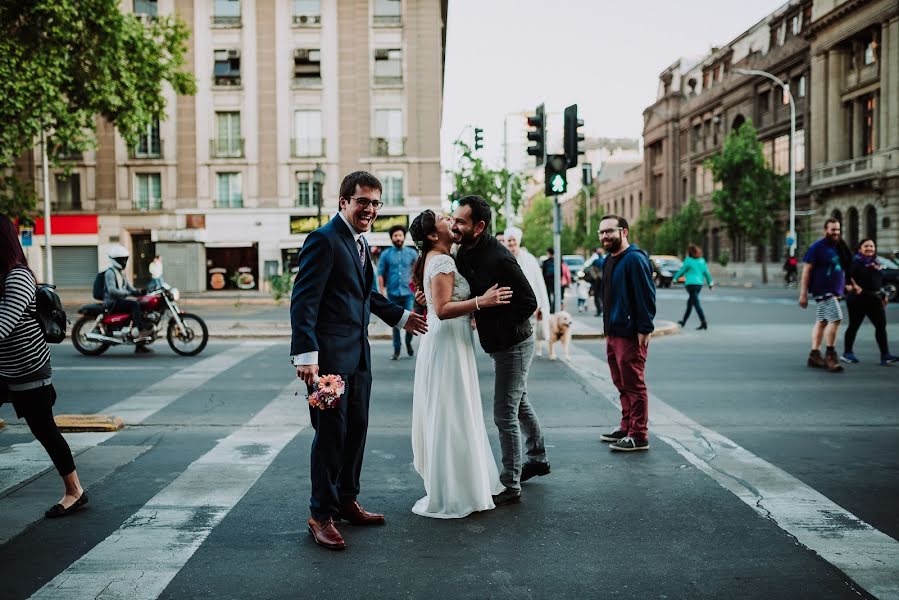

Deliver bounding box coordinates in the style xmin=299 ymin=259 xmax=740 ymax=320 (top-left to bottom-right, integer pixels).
xmin=312 ymin=163 xmax=325 ymax=226
xmin=733 ymin=67 xmax=796 ymax=257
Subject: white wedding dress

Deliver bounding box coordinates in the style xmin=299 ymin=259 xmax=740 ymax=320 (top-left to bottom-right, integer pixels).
xmin=411 ymin=253 xmax=503 ymax=518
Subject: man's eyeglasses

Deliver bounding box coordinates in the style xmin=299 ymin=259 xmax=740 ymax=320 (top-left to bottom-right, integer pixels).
xmin=350 ymin=196 xmax=384 ymax=210
xmin=598 ymin=227 xmax=624 ymax=236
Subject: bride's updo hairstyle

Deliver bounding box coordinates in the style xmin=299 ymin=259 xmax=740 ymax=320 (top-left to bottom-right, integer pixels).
xmin=409 ymin=209 xmax=437 ymax=290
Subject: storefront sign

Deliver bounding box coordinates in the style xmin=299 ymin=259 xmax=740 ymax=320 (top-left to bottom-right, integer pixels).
xmin=371 ymin=215 xmax=409 ymax=233
xmin=289 ymin=215 xmax=329 ymax=235
xmin=19 ymin=227 xmax=33 ymax=247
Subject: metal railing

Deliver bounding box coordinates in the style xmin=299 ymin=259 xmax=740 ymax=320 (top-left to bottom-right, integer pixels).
xmin=209 ymin=138 xmax=245 ymax=159
xmin=291 ymin=138 xmax=326 ymax=158
xmin=373 ymin=14 xmax=401 ymax=26
xmin=292 ymin=14 xmax=321 ymax=26
xmin=130 ymin=140 xmax=164 ymax=159
xmin=211 ymin=15 xmax=241 ymax=26
xmin=214 ymin=197 xmax=244 ymax=208
xmin=370 ymin=137 xmax=406 ymax=157
xmin=133 ymin=198 xmax=163 ymax=211
xmin=373 ymin=74 xmax=403 ymax=86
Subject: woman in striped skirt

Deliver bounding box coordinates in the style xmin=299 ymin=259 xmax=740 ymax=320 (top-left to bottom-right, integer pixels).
xmin=0 ymin=217 xmax=87 ymax=518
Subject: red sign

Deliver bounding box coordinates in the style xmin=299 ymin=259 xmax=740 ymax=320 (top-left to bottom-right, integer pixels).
xmin=34 ymin=215 xmax=98 ymax=235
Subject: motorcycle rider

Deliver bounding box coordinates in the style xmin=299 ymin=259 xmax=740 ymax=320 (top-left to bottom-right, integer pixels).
xmin=104 ymin=245 xmax=153 ymax=354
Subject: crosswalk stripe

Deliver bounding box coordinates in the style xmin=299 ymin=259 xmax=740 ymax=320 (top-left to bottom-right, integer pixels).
xmin=30 ymin=380 xmax=308 ymax=600
xmin=0 ymin=342 xmax=275 ymax=497
xmin=567 ymin=344 xmax=899 ymax=600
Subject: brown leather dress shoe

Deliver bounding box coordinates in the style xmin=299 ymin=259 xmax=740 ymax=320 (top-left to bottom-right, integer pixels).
xmin=338 ymin=500 xmax=385 ymax=525
xmin=307 ymin=517 xmax=346 ymax=551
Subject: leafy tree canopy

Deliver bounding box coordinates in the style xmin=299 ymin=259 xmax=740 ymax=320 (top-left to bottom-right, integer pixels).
xmin=449 ymin=140 xmax=524 ymax=232
xmin=520 ymin=194 xmax=579 ymax=258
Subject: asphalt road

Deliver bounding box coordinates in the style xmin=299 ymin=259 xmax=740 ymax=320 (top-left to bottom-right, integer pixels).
xmin=1 ymin=287 xmax=897 ymax=599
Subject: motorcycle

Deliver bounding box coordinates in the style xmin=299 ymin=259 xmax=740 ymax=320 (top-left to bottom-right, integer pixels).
xmin=71 ymin=284 xmax=209 ymax=356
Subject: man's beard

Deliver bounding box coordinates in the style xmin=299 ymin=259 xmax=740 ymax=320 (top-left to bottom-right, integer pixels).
xmin=604 ymin=237 xmax=622 ymax=253
xmin=392 ymin=240 xmax=404 ymax=248
xmin=457 ymin=230 xmax=476 ymax=247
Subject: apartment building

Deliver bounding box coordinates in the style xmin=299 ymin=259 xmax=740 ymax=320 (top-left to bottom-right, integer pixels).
xmin=22 ymin=0 xmax=448 ymax=291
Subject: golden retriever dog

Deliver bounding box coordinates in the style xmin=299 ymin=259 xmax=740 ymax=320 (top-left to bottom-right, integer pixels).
xmin=548 ymin=311 xmax=573 ymax=360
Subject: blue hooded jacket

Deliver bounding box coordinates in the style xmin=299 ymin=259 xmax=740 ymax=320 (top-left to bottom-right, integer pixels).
xmin=601 ymin=244 xmax=656 ymax=337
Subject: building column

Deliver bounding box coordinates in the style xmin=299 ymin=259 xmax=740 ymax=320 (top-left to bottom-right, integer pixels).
xmin=888 ymin=17 xmax=899 ymax=148
xmin=810 ymin=52 xmax=828 ymax=165
xmin=879 ymin=20 xmax=890 ymax=150
xmin=853 ymin=99 xmax=864 ymax=157
xmin=826 ymin=48 xmax=847 ymax=162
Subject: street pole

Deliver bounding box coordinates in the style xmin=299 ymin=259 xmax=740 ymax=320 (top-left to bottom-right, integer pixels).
xmin=553 ymin=195 xmax=562 ymax=313
xmin=734 ymin=68 xmax=796 ymax=257
xmin=40 ymin=128 xmax=53 ymax=285
xmin=505 ymin=172 xmax=522 ymax=228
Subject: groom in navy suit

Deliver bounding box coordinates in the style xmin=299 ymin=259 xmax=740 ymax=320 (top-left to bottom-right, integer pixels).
xmin=290 ymin=171 xmax=427 ymax=551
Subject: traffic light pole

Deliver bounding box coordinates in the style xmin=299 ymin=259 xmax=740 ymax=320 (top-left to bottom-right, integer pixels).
xmin=553 ymin=195 xmax=562 ymax=313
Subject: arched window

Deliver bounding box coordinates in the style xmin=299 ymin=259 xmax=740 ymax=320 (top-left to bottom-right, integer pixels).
xmin=847 ymin=207 xmax=859 ymax=249
xmin=831 ymin=208 xmax=842 ymax=223
xmin=864 ymin=204 xmax=877 ymax=244
xmin=732 ymin=114 xmax=746 ymax=132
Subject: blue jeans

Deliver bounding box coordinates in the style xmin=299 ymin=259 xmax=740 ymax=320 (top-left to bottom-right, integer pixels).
xmin=682 ymin=285 xmax=706 ymax=324
xmin=490 ymin=335 xmax=546 ymax=491
xmin=388 ymin=294 xmax=414 ymax=353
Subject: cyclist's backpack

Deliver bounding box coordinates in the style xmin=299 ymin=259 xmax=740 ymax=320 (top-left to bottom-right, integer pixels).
xmin=92 ymin=269 xmax=109 ymax=301
xmin=28 ymin=284 xmax=68 ymax=343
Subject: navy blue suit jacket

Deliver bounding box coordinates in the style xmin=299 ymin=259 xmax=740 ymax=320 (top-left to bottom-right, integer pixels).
xmin=290 ymin=215 xmax=404 ymax=374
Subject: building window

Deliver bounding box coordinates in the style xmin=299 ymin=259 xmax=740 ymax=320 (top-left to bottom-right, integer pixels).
xmin=863 ymin=36 xmax=878 ymax=65
xmin=373 ymin=0 xmax=401 ymax=25
xmin=797 ymin=75 xmax=806 ymax=98
xmin=293 ymin=0 xmax=321 ymax=26
xmin=213 ymin=49 xmax=241 ymax=86
xmin=213 ymin=0 xmax=240 ymax=26
xmin=374 ymin=49 xmax=402 ymax=85
xmin=212 ymin=112 xmax=243 ymax=158
xmin=702 ymin=69 xmax=710 ymax=91
xmin=54 ymin=174 xmax=81 ymax=211
xmin=794 ymin=129 xmax=805 ymax=172
xmin=790 ymin=14 xmax=800 ymax=35
xmin=135 ymin=173 xmax=162 ymax=211
xmin=759 ymin=90 xmax=770 ymax=114
xmin=134 ymin=0 xmax=157 ymax=17
xmin=293 ymin=110 xmax=324 ymax=157
xmin=692 ymin=124 xmax=702 ymax=152
xmin=380 ymin=171 xmax=404 ymax=206
xmin=295 ymin=172 xmax=315 ymax=207
xmin=216 ymin=172 xmax=242 ymax=208
xmin=134 ymin=117 xmax=162 ymax=158
xmin=372 ymin=109 xmax=404 ymax=156
xmin=861 ymin=95 xmax=876 ymax=155
xmin=773 ymin=134 xmax=789 ymax=175
xmin=293 ymin=49 xmax=322 ymax=87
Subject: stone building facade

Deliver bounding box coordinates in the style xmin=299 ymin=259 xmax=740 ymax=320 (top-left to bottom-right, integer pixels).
xmin=19 ymin=0 xmax=447 ymax=291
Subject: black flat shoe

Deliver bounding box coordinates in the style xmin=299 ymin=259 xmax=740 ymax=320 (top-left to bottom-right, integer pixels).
xmin=45 ymin=492 xmax=89 ymax=519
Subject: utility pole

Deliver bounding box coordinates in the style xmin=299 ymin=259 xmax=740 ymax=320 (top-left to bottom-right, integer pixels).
xmin=553 ymin=195 xmax=562 ymax=313
xmin=40 ymin=128 xmax=53 ymax=284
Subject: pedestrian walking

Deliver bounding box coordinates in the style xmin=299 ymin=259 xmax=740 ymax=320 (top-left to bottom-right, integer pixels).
xmin=378 ymin=225 xmax=419 ymax=360
xmin=0 ymin=218 xmax=87 ymax=518
xmin=842 ymin=239 xmax=899 ymax=366
xmin=673 ymin=244 xmax=714 ymax=330
xmin=560 ymin=260 xmax=572 ymax=310
xmin=799 ymin=218 xmax=854 ymax=373
xmin=586 ymin=247 xmax=605 ymax=317
xmin=597 ymin=215 xmax=656 ymax=452
xmin=542 ymin=248 xmax=556 ymax=312
xmin=575 ymin=278 xmax=590 ymax=313
xmin=502 ymin=227 xmax=551 ymax=354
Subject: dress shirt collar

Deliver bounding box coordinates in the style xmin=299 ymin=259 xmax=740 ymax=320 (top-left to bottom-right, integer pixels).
xmin=337 ymin=211 xmax=365 ymax=243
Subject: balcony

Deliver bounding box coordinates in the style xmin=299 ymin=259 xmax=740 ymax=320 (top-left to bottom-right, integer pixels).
xmin=214 ymin=197 xmax=243 ymax=209
xmin=292 ymin=138 xmax=326 ymax=158
xmin=373 ymin=74 xmax=403 ymax=86
xmin=133 ymin=198 xmax=163 ymax=211
xmin=211 ymin=15 xmax=241 ymax=27
xmin=292 ymin=14 xmax=321 ymax=27
xmin=370 ymin=137 xmax=405 ymax=157
xmin=811 ymin=149 xmax=897 ymax=190
xmin=209 ymin=138 xmax=245 ymax=159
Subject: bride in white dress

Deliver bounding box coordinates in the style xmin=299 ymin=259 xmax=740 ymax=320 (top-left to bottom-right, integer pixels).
xmin=409 ymin=210 xmax=511 ymax=519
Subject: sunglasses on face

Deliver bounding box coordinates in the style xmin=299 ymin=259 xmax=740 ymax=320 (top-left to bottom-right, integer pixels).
xmin=350 ymin=196 xmax=383 ymax=210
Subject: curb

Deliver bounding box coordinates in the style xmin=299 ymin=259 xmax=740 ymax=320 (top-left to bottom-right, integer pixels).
xmin=54 ymin=414 xmax=124 ymax=433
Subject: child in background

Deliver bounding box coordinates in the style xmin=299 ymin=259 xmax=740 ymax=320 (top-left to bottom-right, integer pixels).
xmin=576 ymin=278 xmax=590 ymax=313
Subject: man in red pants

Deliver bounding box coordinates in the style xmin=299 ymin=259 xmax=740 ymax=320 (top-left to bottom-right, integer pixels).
xmin=596 ymin=215 xmax=657 ymax=452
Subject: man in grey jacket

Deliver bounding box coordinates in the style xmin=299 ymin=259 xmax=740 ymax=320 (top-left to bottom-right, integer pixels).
xmin=104 ymin=245 xmax=152 ymax=353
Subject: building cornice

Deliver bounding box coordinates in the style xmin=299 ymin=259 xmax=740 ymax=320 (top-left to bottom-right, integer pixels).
xmin=805 ymin=0 xmax=872 ymax=37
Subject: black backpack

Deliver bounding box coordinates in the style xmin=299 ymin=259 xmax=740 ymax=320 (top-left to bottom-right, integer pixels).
xmin=92 ymin=269 xmax=109 ymax=301
xmin=28 ymin=284 xmax=68 ymax=344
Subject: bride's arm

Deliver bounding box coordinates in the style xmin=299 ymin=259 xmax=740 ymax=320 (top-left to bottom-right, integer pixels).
xmin=430 ymin=273 xmax=511 ymax=320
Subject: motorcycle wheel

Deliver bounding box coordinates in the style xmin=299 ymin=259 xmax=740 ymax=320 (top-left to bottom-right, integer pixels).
xmin=71 ymin=316 xmax=111 ymax=356
xmin=167 ymin=313 xmax=209 ymax=356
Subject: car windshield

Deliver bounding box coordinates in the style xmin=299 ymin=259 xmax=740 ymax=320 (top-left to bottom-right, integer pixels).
xmin=879 ymin=255 xmax=899 ymax=269
xmin=563 ymin=257 xmax=584 ymax=268
xmin=660 ymin=260 xmax=681 ymax=269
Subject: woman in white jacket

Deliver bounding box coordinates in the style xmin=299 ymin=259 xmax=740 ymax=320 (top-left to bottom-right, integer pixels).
xmin=502 ymin=227 xmax=551 ymax=354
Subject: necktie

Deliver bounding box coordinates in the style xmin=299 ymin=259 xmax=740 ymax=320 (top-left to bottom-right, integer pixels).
xmin=357 ymin=238 xmax=366 ymax=270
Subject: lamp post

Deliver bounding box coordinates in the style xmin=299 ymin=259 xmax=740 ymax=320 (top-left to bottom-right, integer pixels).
xmin=733 ymin=67 xmax=796 ymax=257
xmin=312 ymin=163 xmax=325 ymax=227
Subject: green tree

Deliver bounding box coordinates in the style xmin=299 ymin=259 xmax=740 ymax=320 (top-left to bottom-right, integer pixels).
xmin=0 ymin=174 xmax=39 ymax=223
xmin=572 ymin=185 xmax=602 ymax=252
xmin=0 ymin=1 xmax=196 ymax=216
xmin=706 ymin=120 xmax=788 ymax=283
xmin=520 ymin=194 xmax=578 ymax=258
xmin=629 ymin=206 xmax=658 ymax=254
xmin=449 ymin=140 xmax=524 ymax=232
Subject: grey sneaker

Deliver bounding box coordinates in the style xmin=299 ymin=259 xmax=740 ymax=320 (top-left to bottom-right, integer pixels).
xmin=610 ymin=436 xmax=649 ymax=452
xmin=600 ymin=429 xmax=626 ymax=443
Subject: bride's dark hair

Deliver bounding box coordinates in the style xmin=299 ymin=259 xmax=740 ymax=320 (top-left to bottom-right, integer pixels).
xmin=409 ymin=209 xmax=437 ymax=290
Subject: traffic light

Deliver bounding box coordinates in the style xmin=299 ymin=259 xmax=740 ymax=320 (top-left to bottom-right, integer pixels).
xmin=527 ymin=103 xmax=545 ymax=167
xmin=544 ymin=154 xmax=568 ymax=196
xmin=564 ymin=104 xmax=585 ymax=168
xmin=473 ymin=127 xmax=484 ymax=151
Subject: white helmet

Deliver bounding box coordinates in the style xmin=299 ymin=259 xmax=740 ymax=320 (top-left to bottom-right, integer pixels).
xmin=108 ymin=244 xmax=130 ymax=269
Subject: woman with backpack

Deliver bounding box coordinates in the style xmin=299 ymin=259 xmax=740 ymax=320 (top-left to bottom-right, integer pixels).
xmin=0 ymin=218 xmax=87 ymax=518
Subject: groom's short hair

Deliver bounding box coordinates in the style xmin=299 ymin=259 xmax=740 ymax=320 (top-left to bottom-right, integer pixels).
xmin=458 ymin=195 xmax=491 ymax=230
xmin=339 ymin=171 xmax=382 ymax=204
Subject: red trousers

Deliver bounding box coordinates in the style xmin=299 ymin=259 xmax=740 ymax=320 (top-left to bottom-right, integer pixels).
xmin=605 ymin=335 xmax=649 ymax=441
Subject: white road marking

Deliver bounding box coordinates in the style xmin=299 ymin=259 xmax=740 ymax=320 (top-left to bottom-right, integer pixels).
xmin=568 ymin=344 xmax=899 ymax=600
xmin=30 ymin=380 xmax=307 ymax=600
xmin=0 ymin=343 xmax=275 ymax=496
xmin=52 ymin=366 xmax=170 ymax=371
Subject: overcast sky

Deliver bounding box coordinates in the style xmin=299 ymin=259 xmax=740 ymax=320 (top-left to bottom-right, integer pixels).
xmin=440 ymin=0 xmax=788 ymax=171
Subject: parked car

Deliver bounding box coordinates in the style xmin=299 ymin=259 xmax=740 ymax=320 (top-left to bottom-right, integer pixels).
xmin=877 ymin=254 xmax=899 ymax=302
xmin=650 ymin=255 xmax=684 ymax=288
xmin=563 ymin=255 xmax=586 ymax=280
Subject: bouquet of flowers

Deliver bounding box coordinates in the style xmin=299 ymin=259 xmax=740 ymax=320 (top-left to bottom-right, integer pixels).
xmin=307 ymin=374 xmax=346 ymax=410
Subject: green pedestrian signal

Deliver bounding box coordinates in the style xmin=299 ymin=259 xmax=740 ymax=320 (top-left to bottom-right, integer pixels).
xmin=544 ymin=154 xmax=568 ymax=196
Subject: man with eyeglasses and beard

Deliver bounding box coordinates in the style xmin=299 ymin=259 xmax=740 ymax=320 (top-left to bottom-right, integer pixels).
xmin=597 ymin=215 xmax=656 ymax=452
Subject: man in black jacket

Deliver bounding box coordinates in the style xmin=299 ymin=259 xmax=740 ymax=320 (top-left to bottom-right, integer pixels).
xmin=453 ymin=195 xmax=550 ymax=506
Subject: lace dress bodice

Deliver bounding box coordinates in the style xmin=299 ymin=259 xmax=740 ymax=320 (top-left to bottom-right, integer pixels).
xmin=423 ymin=253 xmax=470 ymax=310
